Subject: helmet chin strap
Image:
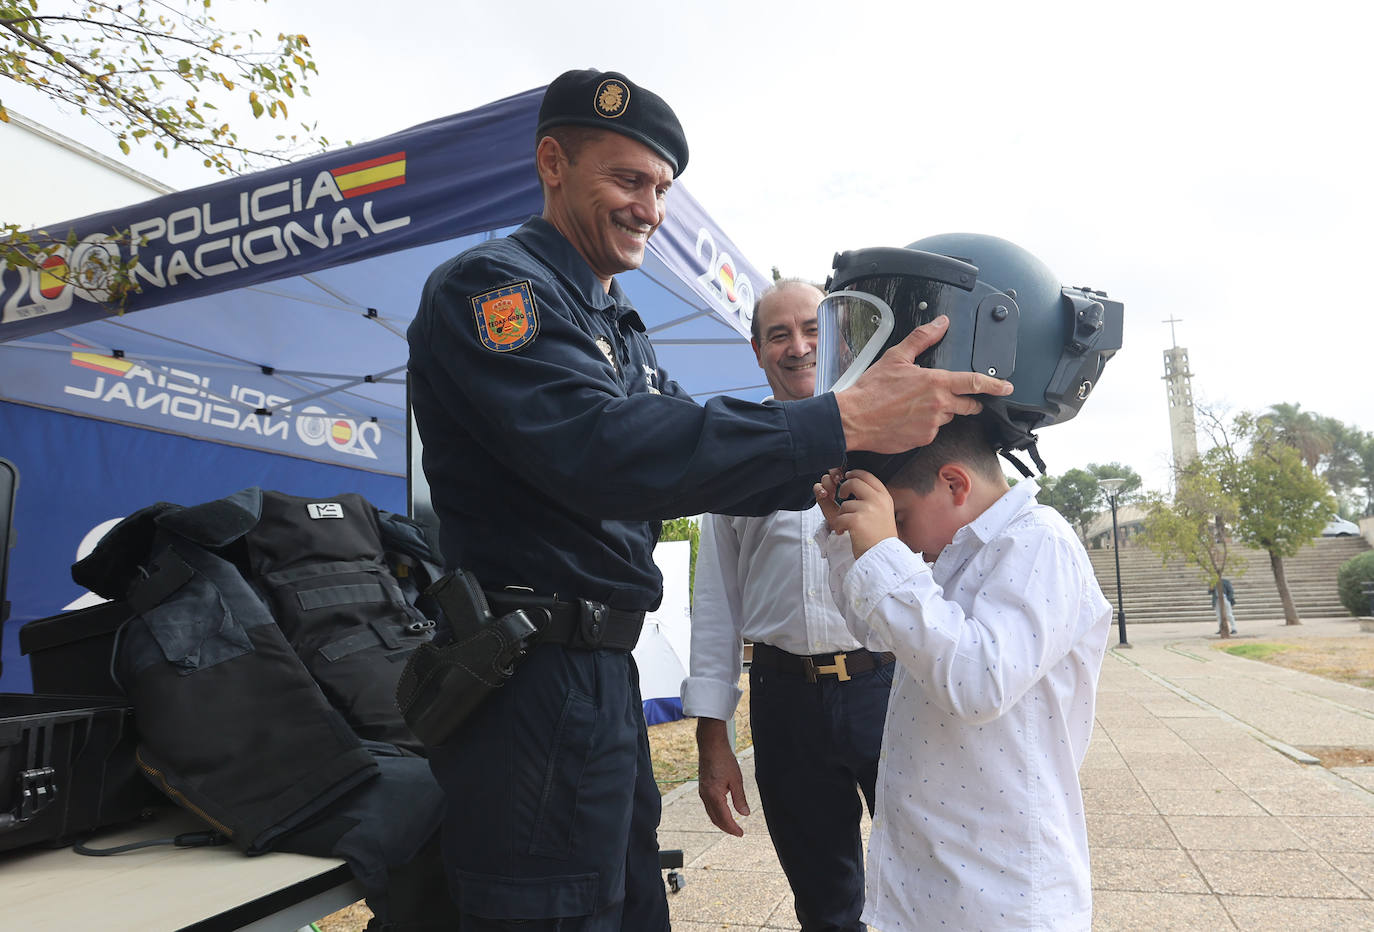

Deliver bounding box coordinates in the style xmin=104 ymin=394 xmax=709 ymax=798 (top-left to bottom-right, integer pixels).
xmin=998 ymin=441 xmax=1047 ymax=478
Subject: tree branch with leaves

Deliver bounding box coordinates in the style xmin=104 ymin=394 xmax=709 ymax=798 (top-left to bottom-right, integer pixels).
xmin=1139 ymin=462 xmax=1242 ymax=637
xmin=1 ymin=0 xmax=327 ymax=309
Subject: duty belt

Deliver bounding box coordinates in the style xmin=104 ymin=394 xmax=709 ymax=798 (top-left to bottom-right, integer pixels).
xmin=484 ymin=590 xmax=645 ymax=651
xmin=750 ymin=642 xmax=895 ymax=683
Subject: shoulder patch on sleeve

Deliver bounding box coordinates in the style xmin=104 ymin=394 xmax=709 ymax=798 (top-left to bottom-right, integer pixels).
xmin=471 ymin=280 xmax=539 ymax=352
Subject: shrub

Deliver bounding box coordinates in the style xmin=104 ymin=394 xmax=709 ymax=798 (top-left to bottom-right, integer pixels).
xmin=1336 ymin=551 xmax=1374 ymax=616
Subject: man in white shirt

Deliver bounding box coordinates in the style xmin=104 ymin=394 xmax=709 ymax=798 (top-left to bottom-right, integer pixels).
xmin=814 ymin=417 xmax=1112 ymax=931
xmin=681 ymin=280 xmax=893 ymax=931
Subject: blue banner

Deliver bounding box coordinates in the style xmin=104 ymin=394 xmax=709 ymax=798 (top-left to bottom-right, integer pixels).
xmin=0 ymin=400 xmax=404 ymax=692
xmin=0 ymin=89 xmax=545 ymax=337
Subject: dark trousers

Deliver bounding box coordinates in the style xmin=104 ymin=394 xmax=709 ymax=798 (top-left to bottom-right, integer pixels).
xmin=750 ymin=652 xmax=892 ymax=932
xmin=427 ymin=643 xmax=669 ymax=931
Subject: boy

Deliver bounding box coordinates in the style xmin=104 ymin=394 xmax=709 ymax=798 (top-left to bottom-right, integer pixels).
xmin=814 ymin=416 xmax=1112 ymax=931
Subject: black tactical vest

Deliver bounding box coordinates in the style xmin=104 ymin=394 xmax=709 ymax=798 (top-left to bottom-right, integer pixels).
xmin=71 ymin=488 xmax=443 ymax=882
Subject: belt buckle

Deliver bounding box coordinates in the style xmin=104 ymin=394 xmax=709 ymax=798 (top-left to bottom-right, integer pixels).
xmin=578 ymin=599 xmax=607 ymax=648
xmin=814 ymin=653 xmax=851 ymax=682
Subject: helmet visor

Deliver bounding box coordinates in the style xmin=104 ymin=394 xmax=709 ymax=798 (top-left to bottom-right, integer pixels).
xmin=815 ymin=290 xmax=894 ymax=394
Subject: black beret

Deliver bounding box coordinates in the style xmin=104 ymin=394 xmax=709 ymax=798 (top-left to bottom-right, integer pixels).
xmin=536 ymin=68 xmax=689 ymax=177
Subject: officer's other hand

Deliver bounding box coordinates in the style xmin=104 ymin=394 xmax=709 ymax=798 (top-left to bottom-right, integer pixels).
xmin=696 ymin=718 xmax=749 ymax=837
xmin=834 ymin=315 xmax=1013 ymax=454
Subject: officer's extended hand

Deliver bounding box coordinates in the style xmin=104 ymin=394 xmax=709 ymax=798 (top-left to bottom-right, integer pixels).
xmin=815 ymin=469 xmax=896 ymax=559
xmin=833 ymin=316 xmax=1013 ymax=453
xmin=696 ymin=718 xmax=749 ymax=837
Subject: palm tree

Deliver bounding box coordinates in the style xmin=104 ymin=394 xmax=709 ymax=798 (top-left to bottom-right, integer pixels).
xmin=1256 ymin=403 xmax=1332 ymax=472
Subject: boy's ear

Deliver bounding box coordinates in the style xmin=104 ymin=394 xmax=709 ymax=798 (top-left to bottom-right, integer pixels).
xmin=939 ymin=463 xmax=973 ymax=507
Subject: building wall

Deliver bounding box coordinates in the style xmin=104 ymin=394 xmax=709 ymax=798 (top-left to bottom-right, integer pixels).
xmin=0 ymin=112 xmax=172 ymax=229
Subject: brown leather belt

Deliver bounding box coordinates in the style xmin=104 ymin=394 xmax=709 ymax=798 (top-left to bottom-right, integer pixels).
xmin=750 ymin=642 xmax=895 ymax=683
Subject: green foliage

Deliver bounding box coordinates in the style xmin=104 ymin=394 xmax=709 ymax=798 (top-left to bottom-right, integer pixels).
xmin=0 ymin=0 xmax=321 ymax=171
xmin=1254 ymin=403 xmax=1331 ymax=471
xmin=2 ymin=0 xmax=327 ymax=310
xmin=1336 ymin=550 xmax=1374 ymax=617
xmin=1138 ymin=464 xmax=1239 ymax=587
xmin=1038 ymin=467 xmax=1102 ymax=542
xmin=1087 ymin=462 xmax=1143 ymax=502
xmin=1228 ymin=444 xmax=1334 ymax=559
xmin=1247 ymin=403 xmax=1374 ymax=517
xmin=1316 ymin=415 xmax=1366 ymax=511
xmin=1351 ymin=430 xmax=1374 ymax=518
xmin=659 ymin=516 xmax=700 ymax=601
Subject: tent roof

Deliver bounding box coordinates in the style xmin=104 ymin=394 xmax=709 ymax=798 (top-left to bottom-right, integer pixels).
xmin=0 ymin=87 xmax=771 ymax=476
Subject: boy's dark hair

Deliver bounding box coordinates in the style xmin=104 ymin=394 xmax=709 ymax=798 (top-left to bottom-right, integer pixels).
xmin=887 ymin=416 xmax=1006 ymax=494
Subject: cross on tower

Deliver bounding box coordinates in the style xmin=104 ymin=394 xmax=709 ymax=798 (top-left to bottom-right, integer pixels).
xmin=1162 ymin=316 xmax=1183 ymax=347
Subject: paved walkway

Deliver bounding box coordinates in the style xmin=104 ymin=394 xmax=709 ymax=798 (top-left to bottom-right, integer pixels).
xmin=660 ymin=615 xmax=1374 ymax=930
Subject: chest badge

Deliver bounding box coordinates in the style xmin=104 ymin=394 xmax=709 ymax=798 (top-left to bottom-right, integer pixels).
xmin=594 ymin=335 xmax=619 ymax=374
xmin=471 ymin=281 xmax=539 ymax=352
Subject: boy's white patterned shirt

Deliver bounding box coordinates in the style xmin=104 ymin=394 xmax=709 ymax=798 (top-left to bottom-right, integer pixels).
xmin=818 ymin=480 xmax=1111 ymax=931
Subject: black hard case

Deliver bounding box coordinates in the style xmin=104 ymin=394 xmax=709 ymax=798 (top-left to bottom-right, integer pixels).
xmin=19 ymin=600 xmax=131 ymax=697
xmin=0 ymin=693 xmax=149 ymax=852
xmin=0 ymin=457 xmax=156 ymax=852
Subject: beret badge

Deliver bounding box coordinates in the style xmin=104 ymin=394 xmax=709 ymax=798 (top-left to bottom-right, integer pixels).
xmin=595 ymin=78 xmax=629 ymax=118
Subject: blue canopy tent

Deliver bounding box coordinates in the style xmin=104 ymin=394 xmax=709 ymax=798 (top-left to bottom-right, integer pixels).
xmin=0 ymin=86 xmax=770 ymax=693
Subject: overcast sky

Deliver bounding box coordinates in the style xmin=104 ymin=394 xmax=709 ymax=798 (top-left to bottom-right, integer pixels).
xmin=9 ymin=0 xmax=1371 ymax=493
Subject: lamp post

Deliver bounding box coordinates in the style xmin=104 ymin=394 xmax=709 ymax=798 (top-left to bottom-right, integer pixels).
xmin=1098 ymin=478 xmax=1130 ymax=648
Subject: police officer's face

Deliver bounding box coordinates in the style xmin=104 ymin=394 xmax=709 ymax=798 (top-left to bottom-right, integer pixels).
xmin=751 ymin=284 xmax=822 ymax=402
xmin=541 ymin=130 xmax=673 ymax=286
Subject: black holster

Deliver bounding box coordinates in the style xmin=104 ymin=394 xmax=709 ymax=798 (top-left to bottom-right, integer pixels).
xmin=394 ymin=571 xmax=539 ymax=747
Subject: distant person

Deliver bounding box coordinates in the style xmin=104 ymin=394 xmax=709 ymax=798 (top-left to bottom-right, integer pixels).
xmin=1209 ymin=576 xmax=1238 ymax=634
xmin=682 ymin=280 xmax=892 ymax=931
xmin=814 ymin=417 xmax=1112 ymax=931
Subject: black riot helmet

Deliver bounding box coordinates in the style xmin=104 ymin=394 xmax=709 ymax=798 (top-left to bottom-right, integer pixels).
xmin=818 ymin=233 xmax=1124 ymax=476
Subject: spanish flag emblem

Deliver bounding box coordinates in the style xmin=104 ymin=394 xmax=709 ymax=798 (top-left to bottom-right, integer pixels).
xmin=330 ymin=151 xmax=406 ymax=199
xmin=40 ymin=254 xmax=69 ymax=300
xmin=70 ymin=345 xmax=135 ymax=376
xmin=717 ymin=261 xmax=738 ymax=304
xmin=330 ymin=419 xmax=354 ymax=445
xmin=471 ymin=281 xmax=538 ymax=353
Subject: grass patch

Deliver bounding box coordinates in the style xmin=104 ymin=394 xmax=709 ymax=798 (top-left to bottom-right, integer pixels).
xmin=1221 ymin=642 xmax=1295 ymax=662
xmin=1216 ymin=636 xmax=1374 ymax=691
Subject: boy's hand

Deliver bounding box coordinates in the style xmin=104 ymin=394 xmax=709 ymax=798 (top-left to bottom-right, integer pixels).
xmin=813 ymin=468 xmax=847 ymax=529
xmin=814 ymin=468 xmax=897 ymax=559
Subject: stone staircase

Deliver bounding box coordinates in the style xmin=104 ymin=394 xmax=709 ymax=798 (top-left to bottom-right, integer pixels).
xmin=1087 ymin=535 xmax=1370 ymax=626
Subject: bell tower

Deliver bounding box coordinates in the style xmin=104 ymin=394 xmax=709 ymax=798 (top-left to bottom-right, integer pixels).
xmin=1161 ymin=316 xmax=1198 ymax=472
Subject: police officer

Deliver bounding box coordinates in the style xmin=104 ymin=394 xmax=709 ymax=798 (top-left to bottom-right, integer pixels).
xmin=406 ymin=68 xmax=1012 ymax=931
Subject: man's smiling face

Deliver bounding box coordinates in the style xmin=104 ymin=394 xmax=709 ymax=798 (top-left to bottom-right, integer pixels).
xmin=752 ymin=282 xmax=823 ymax=401
xmin=539 ymin=128 xmax=673 ymax=289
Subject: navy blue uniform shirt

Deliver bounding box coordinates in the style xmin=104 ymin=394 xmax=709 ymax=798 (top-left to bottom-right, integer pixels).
xmin=407 ymin=217 xmax=845 ymax=611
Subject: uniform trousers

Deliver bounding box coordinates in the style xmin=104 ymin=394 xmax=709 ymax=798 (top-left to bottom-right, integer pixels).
xmin=427 ymin=641 xmax=669 ymax=930
xmin=749 ymin=651 xmax=892 ymax=932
